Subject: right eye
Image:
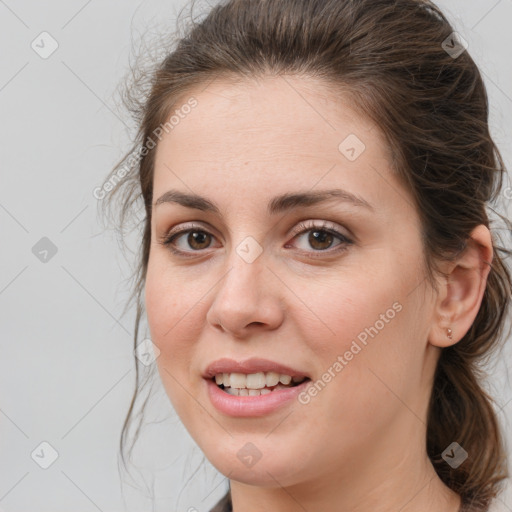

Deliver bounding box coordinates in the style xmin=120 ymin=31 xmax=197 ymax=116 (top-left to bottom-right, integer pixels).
xmin=159 ymin=224 xmax=220 ymax=256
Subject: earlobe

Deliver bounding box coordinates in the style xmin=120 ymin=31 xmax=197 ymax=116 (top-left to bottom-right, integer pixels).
xmin=428 ymin=224 xmax=493 ymax=348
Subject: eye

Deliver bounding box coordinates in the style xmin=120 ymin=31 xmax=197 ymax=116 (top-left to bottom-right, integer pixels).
xmin=159 ymin=223 xmax=218 ymax=256
xmin=158 ymin=220 xmax=353 ymax=258
xmin=285 ymin=220 xmax=353 ymax=257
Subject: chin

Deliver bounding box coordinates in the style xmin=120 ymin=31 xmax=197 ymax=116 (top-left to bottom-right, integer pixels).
xmin=202 ymin=439 xmax=307 ymax=487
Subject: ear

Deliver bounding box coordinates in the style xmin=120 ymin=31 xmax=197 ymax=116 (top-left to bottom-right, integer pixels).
xmin=428 ymin=225 xmax=493 ymax=348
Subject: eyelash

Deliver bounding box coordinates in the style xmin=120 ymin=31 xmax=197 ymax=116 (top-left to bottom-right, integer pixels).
xmin=159 ymin=220 xmax=353 ymax=259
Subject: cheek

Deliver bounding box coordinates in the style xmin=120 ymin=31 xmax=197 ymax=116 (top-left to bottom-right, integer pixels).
xmin=296 ymin=262 xmax=422 ymax=422
xmin=296 ymin=265 xmax=405 ymax=358
xmin=145 ymin=272 xmax=174 ymax=341
xmin=145 ymin=264 xmax=203 ymax=422
xmin=144 ymin=260 xmax=199 ymax=371
xmin=145 ymin=254 xmax=196 ymax=340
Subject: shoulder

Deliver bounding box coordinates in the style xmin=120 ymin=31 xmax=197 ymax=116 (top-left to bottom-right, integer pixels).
xmin=486 ymin=499 xmax=510 ymax=512
xmin=209 ymin=490 xmax=232 ymax=512
xmin=462 ymin=498 xmax=509 ymax=512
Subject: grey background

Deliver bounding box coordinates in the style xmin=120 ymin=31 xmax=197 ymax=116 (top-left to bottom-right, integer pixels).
xmin=0 ymin=1 xmax=511 ymax=511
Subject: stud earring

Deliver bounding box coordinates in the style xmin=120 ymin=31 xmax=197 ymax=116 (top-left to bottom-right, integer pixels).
xmin=446 ymin=328 xmax=453 ymax=340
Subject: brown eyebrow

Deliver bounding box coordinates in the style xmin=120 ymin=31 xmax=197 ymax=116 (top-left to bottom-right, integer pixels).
xmin=153 ymin=188 xmax=374 ymax=215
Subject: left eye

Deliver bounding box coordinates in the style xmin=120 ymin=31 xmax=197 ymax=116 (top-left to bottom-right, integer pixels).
xmin=160 ymin=220 xmax=353 ymax=256
xmin=286 ymin=220 xmax=353 ymax=255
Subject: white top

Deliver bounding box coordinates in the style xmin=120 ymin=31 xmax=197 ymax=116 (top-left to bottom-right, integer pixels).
xmin=486 ymin=498 xmax=509 ymax=512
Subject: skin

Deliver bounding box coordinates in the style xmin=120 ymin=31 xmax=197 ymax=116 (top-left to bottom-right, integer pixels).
xmin=144 ymin=75 xmax=493 ymax=512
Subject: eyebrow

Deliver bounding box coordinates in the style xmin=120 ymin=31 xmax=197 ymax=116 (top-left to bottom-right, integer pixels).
xmin=153 ymin=188 xmax=374 ymax=215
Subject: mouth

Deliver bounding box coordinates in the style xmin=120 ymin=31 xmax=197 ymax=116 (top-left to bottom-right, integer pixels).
xmin=211 ymin=371 xmax=311 ymax=397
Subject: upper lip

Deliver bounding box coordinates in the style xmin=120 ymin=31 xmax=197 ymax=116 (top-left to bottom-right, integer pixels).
xmin=203 ymin=357 xmax=310 ymax=379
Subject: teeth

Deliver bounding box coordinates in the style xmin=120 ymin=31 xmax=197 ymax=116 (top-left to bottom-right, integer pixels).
xmin=266 ymin=371 xmax=280 ymax=387
xmin=226 ymin=387 xmax=275 ymax=396
xmin=247 ymin=372 xmax=266 ymax=389
xmin=279 ymin=374 xmax=292 ymax=385
xmin=229 ymin=372 xmax=246 ymax=388
xmin=213 ymin=371 xmax=306 ymax=389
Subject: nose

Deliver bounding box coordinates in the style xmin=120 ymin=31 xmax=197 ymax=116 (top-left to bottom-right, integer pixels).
xmin=206 ymin=246 xmax=285 ymax=338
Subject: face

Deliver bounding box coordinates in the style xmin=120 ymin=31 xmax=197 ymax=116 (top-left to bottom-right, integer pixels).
xmin=145 ymin=75 xmax=439 ymax=489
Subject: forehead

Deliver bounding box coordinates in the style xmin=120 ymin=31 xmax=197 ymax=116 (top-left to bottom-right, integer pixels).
xmin=152 ymin=75 xmax=405 ymax=218
xmin=156 ymin=75 xmax=382 ymax=162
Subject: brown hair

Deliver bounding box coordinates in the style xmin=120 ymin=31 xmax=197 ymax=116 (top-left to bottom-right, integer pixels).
xmin=101 ymin=0 xmax=512 ymax=508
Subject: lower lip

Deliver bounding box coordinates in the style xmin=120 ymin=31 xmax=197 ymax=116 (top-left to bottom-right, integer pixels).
xmin=205 ymin=378 xmax=311 ymax=417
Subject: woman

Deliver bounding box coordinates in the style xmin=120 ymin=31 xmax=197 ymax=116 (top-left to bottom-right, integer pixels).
xmin=102 ymin=0 xmax=511 ymax=510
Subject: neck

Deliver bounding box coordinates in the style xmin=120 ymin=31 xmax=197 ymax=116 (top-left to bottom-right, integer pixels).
xmin=229 ymin=427 xmax=462 ymax=512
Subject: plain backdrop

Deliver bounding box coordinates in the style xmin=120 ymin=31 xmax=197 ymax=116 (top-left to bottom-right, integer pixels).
xmin=1 ymin=1 xmax=511 ymax=511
